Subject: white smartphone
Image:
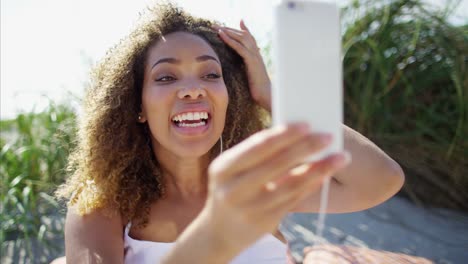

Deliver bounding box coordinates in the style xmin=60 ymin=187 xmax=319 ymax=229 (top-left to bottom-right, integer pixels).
xmin=272 ymin=0 xmax=343 ymax=162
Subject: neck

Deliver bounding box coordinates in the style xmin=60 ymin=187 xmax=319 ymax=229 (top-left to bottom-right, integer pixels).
xmin=153 ymin=144 xmax=211 ymax=201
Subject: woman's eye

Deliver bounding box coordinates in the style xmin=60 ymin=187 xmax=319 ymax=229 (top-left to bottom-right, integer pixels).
xmin=156 ymin=76 xmax=176 ymax=82
xmin=204 ymin=73 xmax=221 ymax=79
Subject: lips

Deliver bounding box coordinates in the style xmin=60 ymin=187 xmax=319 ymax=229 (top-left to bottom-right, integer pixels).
xmin=170 ymin=109 xmax=211 ymax=135
xmin=172 ymin=111 xmax=209 ymax=127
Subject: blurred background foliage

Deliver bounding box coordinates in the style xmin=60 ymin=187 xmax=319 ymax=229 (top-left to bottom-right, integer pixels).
xmin=1 ymin=102 xmax=77 ymax=262
xmin=1 ymin=0 xmax=466 ymax=262
xmin=341 ymin=0 xmax=467 ymax=210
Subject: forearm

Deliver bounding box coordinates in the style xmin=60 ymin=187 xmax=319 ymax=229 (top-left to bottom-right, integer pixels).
xmin=252 ymin=83 xmax=272 ymax=112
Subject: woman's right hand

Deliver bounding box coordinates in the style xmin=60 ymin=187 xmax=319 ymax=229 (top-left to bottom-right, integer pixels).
xmin=201 ymin=123 xmax=350 ymax=255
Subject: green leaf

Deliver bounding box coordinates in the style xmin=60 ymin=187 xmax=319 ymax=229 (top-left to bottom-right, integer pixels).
xmin=9 ymin=174 xmax=26 ymax=188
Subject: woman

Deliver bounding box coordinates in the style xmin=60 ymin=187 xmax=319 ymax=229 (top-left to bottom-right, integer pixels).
xmin=54 ymin=3 xmax=404 ymax=263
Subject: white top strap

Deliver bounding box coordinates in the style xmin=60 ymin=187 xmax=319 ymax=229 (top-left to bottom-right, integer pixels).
xmin=125 ymin=221 xmax=132 ymax=236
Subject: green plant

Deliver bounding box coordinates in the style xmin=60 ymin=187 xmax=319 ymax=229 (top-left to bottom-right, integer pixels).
xmin=0 ymin=101 xmax=77 ymax=263
xmin=341 ymin=0 xmax=467 ymax=209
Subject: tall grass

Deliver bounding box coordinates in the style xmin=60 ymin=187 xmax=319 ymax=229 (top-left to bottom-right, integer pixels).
xmin=0 ymin=102 xmax=76 ymax=263
xmin=341 ymin=0 xmax=467 ymax=209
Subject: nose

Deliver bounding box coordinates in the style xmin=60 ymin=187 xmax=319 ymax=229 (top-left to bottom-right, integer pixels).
xmin=177 ymin=82 xmax=207 ymax=100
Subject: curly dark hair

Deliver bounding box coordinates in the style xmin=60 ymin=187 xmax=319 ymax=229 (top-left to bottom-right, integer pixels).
xmin=55 ymin=3 xmax=269 ymax=227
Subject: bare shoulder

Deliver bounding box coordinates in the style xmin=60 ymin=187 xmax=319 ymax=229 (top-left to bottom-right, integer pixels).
xmin=65 ymin=205 xmax=125 ymax=264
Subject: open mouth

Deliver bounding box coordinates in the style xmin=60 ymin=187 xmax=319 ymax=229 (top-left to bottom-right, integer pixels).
xmin=171 ymin=111 xmax=210 ymax=129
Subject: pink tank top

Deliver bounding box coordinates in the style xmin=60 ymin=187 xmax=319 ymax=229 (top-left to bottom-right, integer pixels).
xmin=123 ymin=222 xmax=289 ymax=263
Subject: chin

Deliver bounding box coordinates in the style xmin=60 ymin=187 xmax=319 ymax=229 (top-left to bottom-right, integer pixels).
xmin=172 ymin=140 xmax=218 ymax=159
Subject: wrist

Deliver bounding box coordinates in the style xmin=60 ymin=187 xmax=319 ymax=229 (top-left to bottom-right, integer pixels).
xmin=161 ymin=208 xmax=238 ymax=264
xmin=195 ymin=207 xmax=242 ymax=260
xmin=253 ymin=84 xmax=272 ymax=112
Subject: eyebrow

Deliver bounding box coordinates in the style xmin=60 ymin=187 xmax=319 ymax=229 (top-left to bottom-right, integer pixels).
xmin=195 ymin=55 xmax=220 ymax=65
xmin=151 ymin=55 xmax=220 ymax=70
xmin=151 ymin=58 xmax=181 ymax=69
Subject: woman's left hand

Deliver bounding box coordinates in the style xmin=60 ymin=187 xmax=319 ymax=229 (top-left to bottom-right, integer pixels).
xmin=215 ymin=20 xmax=272 ymax=111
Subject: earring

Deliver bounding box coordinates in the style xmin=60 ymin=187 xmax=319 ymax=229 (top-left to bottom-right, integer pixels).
xmin=138 ymin=115 xmax=142 ymax=121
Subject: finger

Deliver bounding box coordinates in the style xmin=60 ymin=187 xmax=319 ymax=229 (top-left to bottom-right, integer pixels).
xmin=218 ymin=28 xmax=256 ymax=54
xmin=213 ymin=23 xmax=254 ymax=44
xmin=221 ymin=26 xmax=244 ymax=35
xmin=212 ymin=23 xmax=241 ymax=33
xmin=253 ymin=152 xmax=351 ymax=212
xmin=222 ymin=28 xmax=244 ymax=39
xmin=275 ymin=152 xmax=351 ymax=187
xmin=257 ymin=165 xmax=328 ymax=213
xmin=218 ymin=29 xmax=250 ymax=58
xmin=221 ymin=28 xmax=257 ymax=51
xmin=240 ymin=19 xmax=251 ymax=33
xmin=209 ymin=123 xmax=311 ymax=182
xmin=256 ymin=185 xmax=315 ymax=227
xmin=211 ymin=23 xmax=222 ymax=30
xmin=240 ymin=20 xmax=258 ymax=46
xmin=220 ymin=28 xmax=245 ymax=43
xmin=241 ymin=161 xmax=332 ymax=231
xmin=213 ymin=24 xmax=245 ymax=36
xmin=232 ymin=132 xmax=332 ymax=195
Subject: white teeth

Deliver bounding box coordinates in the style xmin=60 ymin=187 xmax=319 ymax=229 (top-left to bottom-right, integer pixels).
xmin=178 ymin=121 xmax=206 ymax=127
xmin=172 ymin=111 xmax=209 ymax=122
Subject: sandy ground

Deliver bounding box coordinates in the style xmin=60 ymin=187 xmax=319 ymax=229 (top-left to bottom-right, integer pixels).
xmin=3 ymin=196 xmax=467 ymax=263
xmin=280 ymin=196 xmax=468 ymax=263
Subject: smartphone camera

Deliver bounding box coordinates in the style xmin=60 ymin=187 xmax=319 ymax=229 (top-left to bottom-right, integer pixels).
xmin=287 ymin=1 xmax=296 ymax=9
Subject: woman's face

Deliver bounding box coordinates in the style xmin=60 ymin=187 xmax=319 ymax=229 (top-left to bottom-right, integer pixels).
xmin=140 ymin=31 xmax=228 ymax=158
